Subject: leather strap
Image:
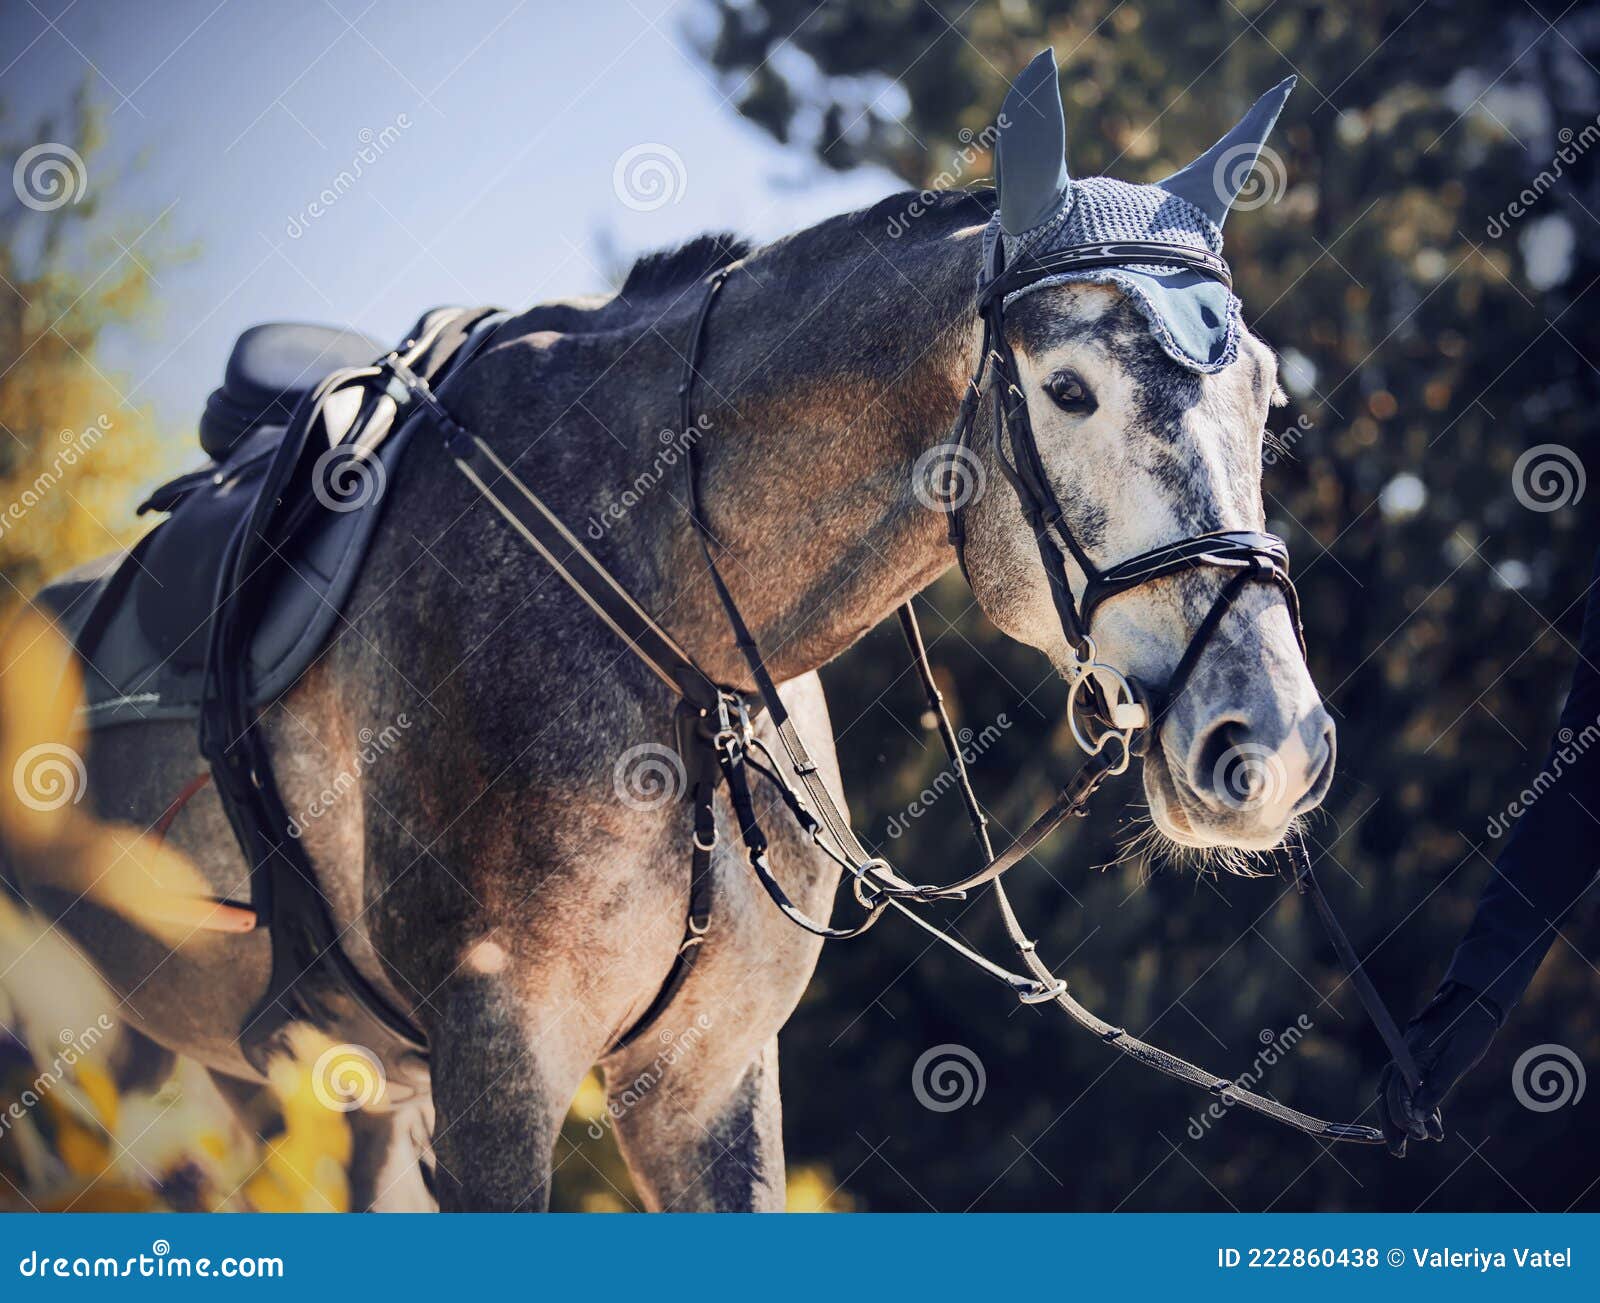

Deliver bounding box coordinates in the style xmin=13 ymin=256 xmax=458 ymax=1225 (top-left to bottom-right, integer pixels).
xmin=440 ymin=425 xmax=726 ymax=1055
xmin=437 ymin=250 xmax=1405 ymax=1145
xmin=447 ymin=433 xmax=722 ymax=709
xmin=978 ymin=240 xmax=1232 ymax=308
xmin=608 ymin=702 xmax=716 ymax=1053
xmin=897 ymin=601 xmax=1388 ymax=1144
xmin=201 ymin=309 xmax=508 ymax=1066
xmin=1288 ymin=837 xmax=1424 ymax=1093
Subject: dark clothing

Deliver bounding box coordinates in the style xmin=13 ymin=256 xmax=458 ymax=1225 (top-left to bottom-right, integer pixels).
xmin=1443 ymin=548 xmax=1600 ymax=1012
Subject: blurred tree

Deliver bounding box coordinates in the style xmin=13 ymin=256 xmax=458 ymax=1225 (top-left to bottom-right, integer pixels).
xmin=0 ymin=91 xmax=321 ymax=1215
xmin=0 ymin=87 xmax=174 ymax=598
xmin=685 ymin=0 xmax=1600 ymax=1212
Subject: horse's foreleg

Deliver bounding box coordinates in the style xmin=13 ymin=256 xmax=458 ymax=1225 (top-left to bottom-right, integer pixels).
xmin=424 ymin=976 xmax=594 ymax=1212
xmin=609 ymin=1034 xmax=785 ymax=1212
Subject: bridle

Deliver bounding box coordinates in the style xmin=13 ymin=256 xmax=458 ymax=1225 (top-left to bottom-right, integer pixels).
xmin=423 ymin=231 xmax=1423 ymax=1147
xmin=945 ymin=238 xmax=1306 ymax=780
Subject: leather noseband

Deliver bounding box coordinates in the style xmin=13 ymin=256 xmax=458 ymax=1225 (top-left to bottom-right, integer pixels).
xmin=945 ymin=239 xmax=1304 ymax=766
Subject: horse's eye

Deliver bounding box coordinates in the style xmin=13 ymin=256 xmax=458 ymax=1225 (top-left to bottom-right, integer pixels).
xmin=1045 ymin=369 xmax=1096 ymax=415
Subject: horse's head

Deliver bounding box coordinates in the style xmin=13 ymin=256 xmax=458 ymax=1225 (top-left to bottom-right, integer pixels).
xmin=955 ymin=51 xmax=1331 ymax=855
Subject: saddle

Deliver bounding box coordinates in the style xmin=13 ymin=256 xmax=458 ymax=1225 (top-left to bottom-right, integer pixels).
xmin=40 ymin=313 xmax=486 ymax=728
xmin=39 ymin=306 xmax=506 ymax=1069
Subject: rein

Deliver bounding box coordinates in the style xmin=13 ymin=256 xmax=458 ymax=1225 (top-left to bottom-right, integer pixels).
xmin=426 ymin=240 xmax=1421 ymax=1143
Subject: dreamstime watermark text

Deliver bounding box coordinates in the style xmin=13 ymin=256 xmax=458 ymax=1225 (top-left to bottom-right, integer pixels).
xmin=285 ymin=116 xmax=413 ymax=239
xmin=1485 ymin=714 xmax=1600 ymax=838
xmin=1487 ymin=115 xmax=1600 ymax=237
xmin=586 ymin=1014 xmax=712 ymax=1138
xmin=1186 ymin=1015 xmax=1313 ymax=1140
xmin=0 ymin=1016 xmax=115 ymax=1138
xmin=1262 ymin=413 xmax=1312 ymax=468
xmin=585 ymin=416 xmax=711 ymax=540
xmin=884 ymin=715 xmax=1009 ymax=839
xmin=0 ymin=417 xmax=110 ymax=542
xmin=286 ymin=715 xmax=410 ymax=837
xmin=17 ymin=1241 xmax=283 ymax=1280
xmin=885 ymin=117 xmax=1008 ymax=238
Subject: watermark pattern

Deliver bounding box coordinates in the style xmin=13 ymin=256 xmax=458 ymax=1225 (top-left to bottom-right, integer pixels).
xmin=12 ymin=142 xmax=88 ymax=212
xmin=1212 ymin=143 xmax=1287 ymax=212
xmin=311 ymin=444 xmax=388 ymax=513
xmin=0 ymin=416 xmax=111 ymax=541
xmin=1511 ymin=443 xmax=1585 ymax=512
xmin=1511 ymin=1043 xmax=1585 ymax=1113
xmin=613 ymin=743 xmax=686 ymax=811
xmin=884 ymin=116 xmax=1008 ymax=238
xmin=1187 ymin=1016 xmax=1313 ymax=1140
xmin=0 ymin=1016 xmax=115 ymax=1138
xmin=1210 ymin=741 xmax=1289 ymax=813
xmin=1485 ymin=714 xmax=1600 ymax=838
xmin=1487 ymin=115 xmax=1600 ymax=237
xmin=285 ymin=115 xmax=412 ymax=239
xmin=884 ymin=715 xmax=1010 ymax=840
xmin=310 ymin=1042 xmax=386 ymax=1113
xmin=585 ymin=1014 xmax=712 ymax=1139
xmin=285 ymin=715 xmax=410 ymax=838
xmin=911 ymin=1043 xmax=986 ymax=1112
xmin=12 ymin=742 xmax=88 ymax=813
xmin=585 ymin=416 xmax=711 ymax=540
xmin=612 ymin=143 xmax=686 ymax=212
xmin=911 ymin=442 xmax=985 ymax=514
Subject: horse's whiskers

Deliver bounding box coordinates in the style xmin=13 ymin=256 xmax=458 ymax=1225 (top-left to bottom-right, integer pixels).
xmin=1111 ymin=805 xmax=1288 ymax=880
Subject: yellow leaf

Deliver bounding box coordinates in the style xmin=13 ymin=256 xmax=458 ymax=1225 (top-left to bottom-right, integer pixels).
xmin=74 ymin=1059 xmax=118 ymax=1132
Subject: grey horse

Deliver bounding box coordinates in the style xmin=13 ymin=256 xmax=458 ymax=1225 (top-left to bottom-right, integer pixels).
xmin=10 ymin=68 xmax=1333 ymax=1211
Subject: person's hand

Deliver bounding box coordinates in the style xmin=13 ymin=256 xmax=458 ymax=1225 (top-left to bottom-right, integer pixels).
xmin=1377 ymin=981 xmax=1502 ymax=1156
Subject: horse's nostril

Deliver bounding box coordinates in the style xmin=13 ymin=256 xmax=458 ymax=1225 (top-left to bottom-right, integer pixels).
xmin=1193 ymin=718 xmax=1250 ymax=806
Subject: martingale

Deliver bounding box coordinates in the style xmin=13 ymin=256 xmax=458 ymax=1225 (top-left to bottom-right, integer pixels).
xmin=419 ymin=231 xmax=1419 ymax=1142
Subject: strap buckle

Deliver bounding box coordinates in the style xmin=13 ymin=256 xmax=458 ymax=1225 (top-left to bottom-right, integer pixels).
xmin=379 ymin=350 xmax=476 ymax=454
xmin=712 ymin=692 xmax=753 ymax=754
xmin=1018 ymin=977 xmax=1069 ymax=1004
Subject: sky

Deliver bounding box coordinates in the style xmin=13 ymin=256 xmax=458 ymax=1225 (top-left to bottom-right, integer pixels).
xmin=1 ymin=0 xmax=901 ymax=439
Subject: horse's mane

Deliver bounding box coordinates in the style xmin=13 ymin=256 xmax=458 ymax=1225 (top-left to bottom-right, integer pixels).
xmin=619 ymin=232 xmax=753 ymax=298
xmin=854 ymin=185 xmax=995 ymax=232
xmin=617 ymin=186 xmax=995 ymax=296
xmin=520 ymin=188 xmax=994 ymax=337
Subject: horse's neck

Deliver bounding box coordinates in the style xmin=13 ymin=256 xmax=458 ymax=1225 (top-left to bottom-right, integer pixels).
xmin=670 ymin=222 xmax=985 ymax=687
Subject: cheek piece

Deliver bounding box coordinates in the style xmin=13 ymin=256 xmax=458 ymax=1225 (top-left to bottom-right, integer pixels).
xmin=945 ymin=236 xmax=1306 ymax=773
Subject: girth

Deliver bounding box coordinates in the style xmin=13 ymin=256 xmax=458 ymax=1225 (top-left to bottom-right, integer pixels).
xmin=194 ymin=307 xmax=507 ymax=1069
xmin=434 ymin=240 xmax=1422 ymax=1141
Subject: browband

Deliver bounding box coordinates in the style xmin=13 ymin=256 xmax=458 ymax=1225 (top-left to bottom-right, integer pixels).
xmin=979 ymin=240 xmax=1233 ymax=308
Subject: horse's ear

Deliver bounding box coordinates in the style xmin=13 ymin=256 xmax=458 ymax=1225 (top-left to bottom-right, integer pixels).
xmin=1158 ymin=76 xmax=1296 ymax=226
xmin=996 ymin=48 xmax=1069 ymax=236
